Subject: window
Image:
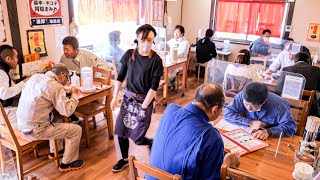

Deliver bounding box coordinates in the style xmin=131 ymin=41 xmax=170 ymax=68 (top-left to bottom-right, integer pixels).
xmin=212 ymin=0 xmax=289 ymax=44
xmin=72 ymin=0 xmax=144 ymax=56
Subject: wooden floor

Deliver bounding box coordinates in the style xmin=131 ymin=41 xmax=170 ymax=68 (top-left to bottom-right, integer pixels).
xmin=16 ymin=73 xmax=204 ymax=180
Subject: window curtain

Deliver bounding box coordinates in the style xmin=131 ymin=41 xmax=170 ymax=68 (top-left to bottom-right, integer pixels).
xmin=215 ymin=0 xmax=286 ymax=38
xmin=78 ymin=0 xmax=139 ymax=25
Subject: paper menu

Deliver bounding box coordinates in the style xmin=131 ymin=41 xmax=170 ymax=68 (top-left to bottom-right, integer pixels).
xmin=22 ymin=60 xmax=46 ymax=76
xmin=222 ymin=129 xmax=269 ymax=156
xmin=221 ymin=135 xmax=248 ymax=156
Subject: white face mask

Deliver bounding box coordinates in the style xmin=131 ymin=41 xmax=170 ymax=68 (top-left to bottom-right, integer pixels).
xmin=248 ymin=108 xmax=261 ymax=113
xmin=139 ymin=43 xmax=152 ymax=52
xmin=263 ymin=37 xmax=269 ymax=42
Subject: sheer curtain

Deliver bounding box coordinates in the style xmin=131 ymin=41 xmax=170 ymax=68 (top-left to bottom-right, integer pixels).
xmin=215 ymin=0 xmax=286 ymax=38
xmin=78 ymin=0 xmax=139 ymax=25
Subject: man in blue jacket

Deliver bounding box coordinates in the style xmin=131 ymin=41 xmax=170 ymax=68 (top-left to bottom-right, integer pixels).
xmin=148 ymin=83 xmax=239 ymax=180
xmin=223 ymin=82 xmax=296 ymax=140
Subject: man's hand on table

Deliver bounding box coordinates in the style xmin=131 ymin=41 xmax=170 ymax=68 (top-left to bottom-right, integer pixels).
xmin=252 ymin=129 xmax=269 ymax=140
xmin=223 ymin=152 xmax=240 ymax=168
xmin=249 ymin=120 xmax=266 ymax=131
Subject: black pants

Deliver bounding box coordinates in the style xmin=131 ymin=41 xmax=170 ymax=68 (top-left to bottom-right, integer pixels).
xmin=118 ymin=136 xmax=153 ymax=159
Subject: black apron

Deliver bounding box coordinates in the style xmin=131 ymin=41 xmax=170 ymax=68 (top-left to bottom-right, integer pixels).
xmin=114 ymin=91 xmax=153 ymax=144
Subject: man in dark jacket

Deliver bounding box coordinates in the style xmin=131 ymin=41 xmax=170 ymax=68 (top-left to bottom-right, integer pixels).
xmin=196 ymin=29 xmax=217 ymax=78
xmin=276 ymin=52 xmax=320 ymax=117
xmin=196 ymin=29 xmax=217 ymax=64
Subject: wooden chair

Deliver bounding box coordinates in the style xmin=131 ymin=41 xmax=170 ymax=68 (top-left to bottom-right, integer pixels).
xmin=175 ymin=47 xmax=191 ymax=91
xmin=0 ymin=102 xmax=59 ymax=180
xmin=153 ymin=80 xmax=165 ymax=113
xmin=73 ymin=67 xmax=111 ymax=147
xmin=197 ymin=62 xmax=208 ymax=82
xmin=302 ymin=90 xmax=315 ymax=117
xmin=284 ymin=98 xmax=308 ymax=136
xmin=103 ymin=55 xmax=118 ymax=80
xmin=220 ymin=164 xmax=265 ymax=180
xmin=128 ymin=155 xmax=181 ymax=180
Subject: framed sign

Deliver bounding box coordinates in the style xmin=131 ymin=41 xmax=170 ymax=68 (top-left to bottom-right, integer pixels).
xmin=306 ymin=23 xmax=320 ymax=42
xmin=0 ymin=1 xmax=6 ymax=42
xmin=27 ymin=29 xmax=48 ymax=56
xmin=28 ymin=0 xmax=63 ymax=26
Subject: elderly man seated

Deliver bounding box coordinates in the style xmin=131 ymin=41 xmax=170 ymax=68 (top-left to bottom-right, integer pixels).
xmin=17 ymin=64 xmax=84 ymax=172
xmin=148 ymin=83 xmax=239 ymax=180
xmin=217 ymin=82 xmax=296 ymax=140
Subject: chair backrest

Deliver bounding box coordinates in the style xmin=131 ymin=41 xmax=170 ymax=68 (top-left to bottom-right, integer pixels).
xmin=186 ymin=47 xmax=191 ymax=71
xmin=284 ymin=98 xmax=308 ymax=136
xmin=128 ymin=156 xmax=181 ymax=180
xmin=23 ymin=53 xmax=40 ymax=63
xmin=103 ymin=55 xmax=118 ymax=79
xmin=93 ymin=67 xmax=112 ymax=85
xmin=224 ymin=74 xmax=252 ymax=97
xmin=302 ymin=90 xmax=315 ymax=116
xmin=0 ymin=102 xmax=21 ymax=151
xmin=220 ymin=164 xmax=265 ymax=180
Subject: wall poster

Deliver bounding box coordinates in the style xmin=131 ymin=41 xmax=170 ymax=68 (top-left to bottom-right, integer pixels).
xmin=28 ymin=0 xmax=63 ymax=26
xmin=306 ymin=23 xmax=320 ymax=42
xmin=27 ymin=29 xmax=48 ymax=56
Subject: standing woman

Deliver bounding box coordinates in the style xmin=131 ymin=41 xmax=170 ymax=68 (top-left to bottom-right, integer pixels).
xmin=110 ymin=24 xmax=164 ymax=173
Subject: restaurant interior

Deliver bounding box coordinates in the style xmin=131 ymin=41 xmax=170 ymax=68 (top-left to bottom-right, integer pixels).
xmin=1 ymin=0 xmax=320 ymax=179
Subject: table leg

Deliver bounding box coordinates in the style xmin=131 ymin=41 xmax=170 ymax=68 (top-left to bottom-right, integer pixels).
xmin=182 ymin=63 xmax=186 ymax=97
xmin=106 ymin=90 xmax=114 ymax=140
xmin=163 ymin=68 xmax=168 ymax=105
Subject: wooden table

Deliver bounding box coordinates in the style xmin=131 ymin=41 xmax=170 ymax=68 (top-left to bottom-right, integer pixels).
xmin=163 ymin=59 xmax=188 ymax=105
xmin=63 ymin=83 xmax=114 ymax=140
xmin=232 ymin=136 xmax=306 ymax=179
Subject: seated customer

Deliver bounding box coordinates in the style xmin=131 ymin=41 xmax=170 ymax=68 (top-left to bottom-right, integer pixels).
xmin=17 ymin=64 xmax=85 ymax=172
xmin=148 ymin=83 xmax=239 ymax=180
xmin=219 ymin=82 xmax=296 ymax=140
xmin=60 ymin=36 xmax=109 ymax=74
xmin=223 ymin=49 xmax=262 ymax=90
xmin=249 ymin=29 xmax=272 ymax=57
xmin=268 ymin=38 xmax=295 ymax=72
xmin=0 ymin=45 xmax=28 ymax=129
xmin=196 ymin=29 xmax=217 ymax=63
xmin=276 ymin=52 xmax=320 ymax=116
xmin=167 ymin=25 xmax=190 ymax=86
xmin=196 ymin=29 xmax=217 ymax=78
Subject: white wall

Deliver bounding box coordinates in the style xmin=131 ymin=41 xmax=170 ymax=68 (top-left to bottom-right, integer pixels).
xmin=290 ymin=0 xmax=320 ymax=55
xmin=0 ymin=0 xmax=12 ymax=46
xmin=166 ymin=0 xmax=182 ymax=39
xmin=16 ymin=1 xmax=69 ymax=62
xmin=181 ymin=0 xmax=211 ymax=45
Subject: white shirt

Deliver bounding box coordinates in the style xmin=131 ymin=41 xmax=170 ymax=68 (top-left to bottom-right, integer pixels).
xmin=60 ymin=49 xmax=110 ymax=74
xmin=0 ymin=70 xmax=25 ymax=101
xmin=269 ymin=50 xmax=295 ymax=71
xmin=17 ymin=71 xmax=79 ymax=130
xmin=167 ymin=37 xmax=190 ymax=59
xmin=223 ymin=64 xmax=262 ymax=89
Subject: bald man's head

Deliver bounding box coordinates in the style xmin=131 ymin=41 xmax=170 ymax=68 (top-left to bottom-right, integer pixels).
xmin=194 ymin=83 xmax=225 ymax=111
xmin=51 ymin=63 xmax=70 ymax=76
